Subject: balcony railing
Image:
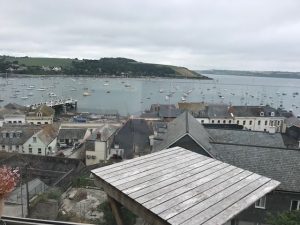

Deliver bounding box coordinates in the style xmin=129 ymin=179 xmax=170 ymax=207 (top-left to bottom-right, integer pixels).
xmin=1 ymin=216 xmax=93 ymax=225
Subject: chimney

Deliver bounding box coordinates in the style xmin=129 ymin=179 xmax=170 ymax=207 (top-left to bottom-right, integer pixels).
xmin=96 ymin=132 xmax=101 ymax=140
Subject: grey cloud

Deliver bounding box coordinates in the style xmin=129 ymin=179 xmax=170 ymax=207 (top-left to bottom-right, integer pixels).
xmin=1 ymin=0 xmax=300 ymax=71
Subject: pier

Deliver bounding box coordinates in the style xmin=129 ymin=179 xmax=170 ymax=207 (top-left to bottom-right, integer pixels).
xmin=28 ymin=98 xmax=78 ymax=112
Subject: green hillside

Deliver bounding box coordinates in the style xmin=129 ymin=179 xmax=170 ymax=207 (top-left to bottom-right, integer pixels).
xmin=0 ymin=55 xmax=209 ymax=79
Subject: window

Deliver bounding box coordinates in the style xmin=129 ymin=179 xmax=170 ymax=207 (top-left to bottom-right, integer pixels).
xmin=290 ymin=200 xmax=300 ymax=211
xmin=277 ymin=120 xmax=280 ymax=125
xmin=45 ymin=122 xmax=48 ymax=124
xmin=37 ymin=122 xmax=41 ymax=125
xmin=237 ymin=120 xmax=239 ymax=125
xmin=29 ymin=148 xmax=32 ymax=153
xmin=38 ymin=148 xmax=42 ymax=154
xmin=13 ymin=121 xmax=17 ymax=124
xmin=258 ymin=120 xmax=261 ymax=125
xmin=33 ymin=137 xmax=37 ymax=143
xmin=211 ymin=120 xmax=214 ymax=124
xmin=18 ymin=121 xmax=22 ymax=123
xmin=229 ymin=120 xmax=231 ymax=124
xmin=249 ymin=121 xmax=252 ymax=125
xmin=223 ymin=120 xmax=226 ymax=124
xmin=2 ymin=145 xmax=5 ymax=150
xmin=265 ymin=121 xmax=268 ymax=125
xmin=16 ymin=145 xmax=19 ymax=150
xmin=260 ymin=112 xmax=264 ymax=116
xmin=217 ymin=120 xmax=220 ymax=124
xmin=243 ymin=120 xmax=246 ymax=125
xmin=255 ymin=196 xmax=266 ymax=209
xmin=201 ymin=120 xmax=204 ymax=123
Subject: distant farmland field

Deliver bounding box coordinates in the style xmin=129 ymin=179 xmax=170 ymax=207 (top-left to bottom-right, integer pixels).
xmin=7 ymin=57 xmax=73 ymax=67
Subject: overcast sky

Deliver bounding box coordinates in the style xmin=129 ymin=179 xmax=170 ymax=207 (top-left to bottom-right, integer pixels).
xmin=1 ymin=0 xmax=300 ymax=71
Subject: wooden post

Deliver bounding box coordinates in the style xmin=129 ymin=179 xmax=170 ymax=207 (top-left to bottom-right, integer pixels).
xmin=107 ymin=195 xmax=125 ymax=225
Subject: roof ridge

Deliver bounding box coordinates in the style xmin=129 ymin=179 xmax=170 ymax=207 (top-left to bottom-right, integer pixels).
xmin=186 ymin=111 xmax=189 ymax=133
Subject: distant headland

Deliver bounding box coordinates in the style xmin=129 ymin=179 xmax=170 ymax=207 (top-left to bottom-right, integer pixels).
xmin=198 ymin=69 xmax=300 ymax=79
xmin=0 ymin=55 xmax=210 ymax=79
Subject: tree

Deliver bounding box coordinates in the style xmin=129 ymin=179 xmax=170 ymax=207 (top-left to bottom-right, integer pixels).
xmin=267 ymin=210 xmax=300 ymax=225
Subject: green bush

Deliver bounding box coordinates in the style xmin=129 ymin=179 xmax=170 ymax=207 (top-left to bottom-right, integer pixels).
xmin=267 ymin=210 xmax=300 ymax=225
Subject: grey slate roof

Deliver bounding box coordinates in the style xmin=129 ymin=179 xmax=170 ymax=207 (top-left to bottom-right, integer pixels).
xmin=149 ymin=104 xmax=182 ymax=118
xmin=57 ymin=128 xmax=87 ymax=140
xmin=207 ymin=104 xmax=231 ymax=118
xmin=113 ymin=119 xmax=153 ymax=158
xmin=0 ymin=125 xmax=40 ymax=146
xmin=154 ymin=111 xmax=214 ymax=155
xmin=37 ymin=125 xmax=58 ymax=145
xmin=211 ymin=143 xmax=300 ymax=192
xmin=207 ymin=128 xmax=286 ymax=148
xmin=285 ymin=116 xmax=300 ymax=128
xmin=229 ymin=105 xmax=280 ymax=117
xmin=87 ymin=124 xmax=119 ymax=142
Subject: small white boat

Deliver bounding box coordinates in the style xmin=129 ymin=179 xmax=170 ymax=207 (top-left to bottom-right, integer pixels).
xmin=83 ymin=92 xmax=91 ymax=96
xmin=104 ymin=82 xmax=109 ymax=86
xmin=70 ymin=88 xmax=77 ymax=91
xmin=49 ymin=92 xmax=57 ymax=97
xmin=37 ymin=88 xmax=46 ymax=91
xmin=181 ymin=96 xmax=186 ymax=102
xmin=26 ymin=87 xmax=34 ymax=90
xmin=159 ymin=89 xmax=164 ymax=93
xmin=28 ymin=92 xmax=34 ymax=96
xmin=124 ymin=83 xmax=131 ymax=87
xmin=21 ymin=96 xmax=28 ymax=100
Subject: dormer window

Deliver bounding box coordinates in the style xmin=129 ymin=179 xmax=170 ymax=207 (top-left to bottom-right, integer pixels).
xmin=271 ymin=112 xmax=275 ymax=117
xmin=260 ymin=112 xmax=264 ymax=116
xmin=37 ymin=112 xmax=42 ymax=117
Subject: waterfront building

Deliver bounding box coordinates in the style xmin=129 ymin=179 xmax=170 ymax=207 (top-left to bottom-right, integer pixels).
xmin=178 ymin=103 xmax=287 ymax=133
xmin=26 ymin=105 xmax=55 ymax=125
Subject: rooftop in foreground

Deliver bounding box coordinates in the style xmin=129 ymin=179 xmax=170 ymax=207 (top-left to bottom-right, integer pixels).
xmin=92 ymin=147 xmax=280 ymax=225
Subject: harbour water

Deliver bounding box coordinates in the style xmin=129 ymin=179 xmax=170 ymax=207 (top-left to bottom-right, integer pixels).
xmin=0 ymin=74 xmax=300 ymax=116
